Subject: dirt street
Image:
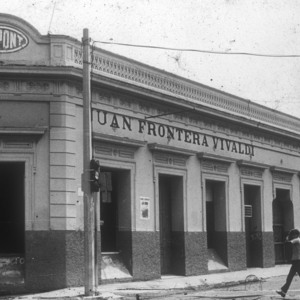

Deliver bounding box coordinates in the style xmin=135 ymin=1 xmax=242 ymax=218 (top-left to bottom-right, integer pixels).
xmin=134 ymin=275 xmax=300 ymax=300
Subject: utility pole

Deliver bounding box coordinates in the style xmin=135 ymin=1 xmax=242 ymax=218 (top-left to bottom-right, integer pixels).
xmin=82 ymin=28 xmax=97 ymax=296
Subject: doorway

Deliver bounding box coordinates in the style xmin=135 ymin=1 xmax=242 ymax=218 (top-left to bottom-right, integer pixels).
xmin=159 ymin=174 xmax=184 ymax=275
xmin=273 ymin=188 xmax=294 ymax=264
xmin=100 ymin=167 xmax=131 ymax=253
xmin=244 ymin=184 xmax=262 ymax=267
xmin=0 ymin=162 xmax=25 ymax=285
xmin=0 ymin=162 xmax=25 ymax=254
xmin=205 ymin=180 xmax=227 ymax=266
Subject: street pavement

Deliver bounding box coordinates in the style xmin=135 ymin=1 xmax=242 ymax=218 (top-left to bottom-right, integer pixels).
xmin=159 ymin=274 xmax=300 ymax=299
xmin=5 ymin=264 xmax=300 ymax=300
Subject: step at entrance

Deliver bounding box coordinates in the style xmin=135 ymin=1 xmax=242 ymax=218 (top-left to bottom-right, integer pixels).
xmin=207 ymin=249 xmax=228 ymax=272
xmin=101 ymin=253 xmax=132 ymax=281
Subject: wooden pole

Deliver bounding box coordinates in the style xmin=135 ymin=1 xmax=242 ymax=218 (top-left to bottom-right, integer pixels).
xmin=82 ymin=28 xmax=96 ymax=296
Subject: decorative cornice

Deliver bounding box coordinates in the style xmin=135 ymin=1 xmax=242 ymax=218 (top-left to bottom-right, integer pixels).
xmin=1 ymin=13 xmax=300 ymax=137
xmin=0 ymin=127 xmax=46 ymax=137
xmin=197 ymin=153 xmax=235 ymax=173
xmin=270 ymin=166 xmax=298 ymax=183
xmin=237 ymin=160 xmax=267 ymax=178
xmin=2 ymin=32 xmax=300 ymax=141
xmin=197 ymin=152 xmax=235 ymax=164
xmin=148 ymin=143 xmax=196 ymax=157
xmin=93 ymin=132 xmax=146 ymax=148
xmin=1 ymin=77 xmax=300 ymax=155
xmin=237 ymin=160 xmax=269 ymax=170
xmin=81 ymin=47 xmax=300 ymax=136
xmin=270 ymin=166 xmax=298 ymax=175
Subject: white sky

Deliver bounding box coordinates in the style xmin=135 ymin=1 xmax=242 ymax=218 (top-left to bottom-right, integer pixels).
xmin=2 ymin=0 xmax=300 ymax=118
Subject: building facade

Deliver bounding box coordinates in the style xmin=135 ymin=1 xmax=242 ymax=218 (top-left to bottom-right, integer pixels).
xmin=1 ymin=13 xmax=300 ymax=293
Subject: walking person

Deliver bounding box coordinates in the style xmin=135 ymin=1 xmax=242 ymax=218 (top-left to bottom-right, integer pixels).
xmin=276 ymin=229 xmax=300 ymax=297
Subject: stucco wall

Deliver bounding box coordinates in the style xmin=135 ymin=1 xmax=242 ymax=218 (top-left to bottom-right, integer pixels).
xmin=1 ymin=12 xmax=300 ymax=293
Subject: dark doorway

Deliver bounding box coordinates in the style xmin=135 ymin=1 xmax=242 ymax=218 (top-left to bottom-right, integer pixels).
xmin=206 ymin=199 xmax=215 ymax=249
xmin=0 ymin=162 xmax=25 ymax=255
xmin=273 ymin=189 xmax=294 ymax=264
xmin=244 ymin=184 xmax=262 ymax=267
xmin=159 ymin=174 xmax=184 ymax=275
xmin=100 ymin=168 xmax=131 ymax=253
xmin=205 ymin=180 xmax=227 ymax=266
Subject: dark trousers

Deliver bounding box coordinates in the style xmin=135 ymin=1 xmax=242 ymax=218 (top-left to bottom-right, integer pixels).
xmin=281 ymin=260 xmax=300 ymax=293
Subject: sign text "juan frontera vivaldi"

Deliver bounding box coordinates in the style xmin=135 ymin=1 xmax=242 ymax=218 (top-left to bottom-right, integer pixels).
xmin=96 ymin=110 xmax=254 ymax=157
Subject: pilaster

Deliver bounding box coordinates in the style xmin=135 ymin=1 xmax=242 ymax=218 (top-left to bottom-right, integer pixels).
xmin=49 ymin=101 xmax=77 ymax=230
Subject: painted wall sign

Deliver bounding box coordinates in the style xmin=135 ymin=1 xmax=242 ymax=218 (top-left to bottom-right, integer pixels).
xmin=0 ymin=26 xmax=29 ymax=53
xmin=95 ymin=109 xmax=255 ymax=157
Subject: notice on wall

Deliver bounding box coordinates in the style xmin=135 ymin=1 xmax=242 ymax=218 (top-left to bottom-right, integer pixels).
xmin=140 ymin=197 xmax=150 ymax=220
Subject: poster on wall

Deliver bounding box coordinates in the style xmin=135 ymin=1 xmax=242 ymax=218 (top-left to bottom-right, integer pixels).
xmin=140 ymin=197 xmax=150 ymax=220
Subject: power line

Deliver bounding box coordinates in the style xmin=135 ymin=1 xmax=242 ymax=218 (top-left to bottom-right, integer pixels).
xmin=47 ymin=1 xmax=57 ymax=34
xmin=92 ymin=40 xmax=300 ymax=58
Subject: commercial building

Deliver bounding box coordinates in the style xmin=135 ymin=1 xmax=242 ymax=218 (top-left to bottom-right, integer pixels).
xmin=0 ymin=13 xmax=299 ymax=293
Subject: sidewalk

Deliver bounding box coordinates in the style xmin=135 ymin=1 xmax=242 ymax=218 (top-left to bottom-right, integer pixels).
xmin=9 ymin=265 xmax=290 ymax=300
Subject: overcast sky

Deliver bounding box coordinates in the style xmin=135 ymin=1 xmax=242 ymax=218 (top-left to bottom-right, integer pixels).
xmin=2 ymin=0 xmax=300 ymax=118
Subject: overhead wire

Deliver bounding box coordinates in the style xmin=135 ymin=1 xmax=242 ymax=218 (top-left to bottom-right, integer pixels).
xmin=92 ymin=40 xmax=300 ymax=58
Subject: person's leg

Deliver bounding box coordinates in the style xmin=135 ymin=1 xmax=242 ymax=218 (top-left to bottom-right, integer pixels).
xmin=281 ymin=263 xmax=297 ymax=294
xmin=295 ymin=261 xmax=300 ymax=278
